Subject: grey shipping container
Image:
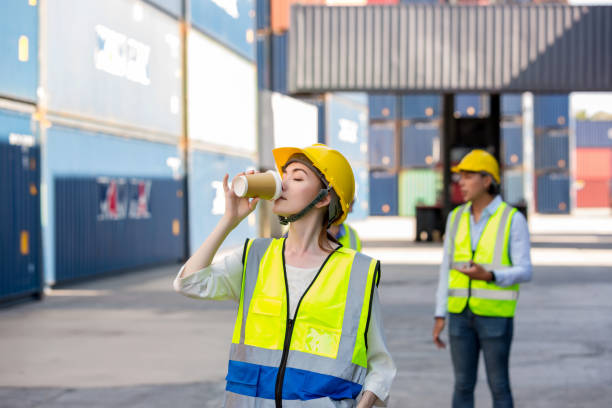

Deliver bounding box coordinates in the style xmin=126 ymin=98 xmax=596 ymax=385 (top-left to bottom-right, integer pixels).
xmin=575 ymin=120 xmax=612 ymax=148
xmin=369 ymin=123 xmax=396 ymax=169
xmin=533 ymin=94 xmax=569 ymax=128
xmin=502 ymin=169 xmax=525 ymax=206
xmin=535 ymin=130 xmax=569 ymax=170
xmin=46 ymin=0 xmax=182 ymax=136
xmin=501 ymin=124 xmax=523 ymax=167
xmin=401 ymin=123 xmax=439 ymax=168
xmin=143 ymin=0 xmax=183 ymax=18
xmin=0 ymin=0 xmax=38 ymax=102
xmin=536 ymin=172 xmax=570 ymax=214
xmin=326 ymin=93 xmax=368 ymax=164
xmin=369 ymin=171 xmax=398 ymax=216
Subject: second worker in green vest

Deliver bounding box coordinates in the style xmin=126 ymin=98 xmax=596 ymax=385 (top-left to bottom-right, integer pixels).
xmin=432 ymin=149 xmax=533 ymax=408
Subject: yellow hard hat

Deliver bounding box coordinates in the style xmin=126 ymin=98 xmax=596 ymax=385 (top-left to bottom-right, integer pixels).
xmin=273 ymin=144 xmax=355 ymax=225
xmin=451 ymin=149 xmax=500 ymax=183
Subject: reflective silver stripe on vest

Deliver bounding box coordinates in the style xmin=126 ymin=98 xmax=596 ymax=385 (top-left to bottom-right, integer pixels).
xmin=348 ymin=226 xmax=358 ymax=251
xmin=448 ymin=288 xmax=519 ymax=301
xmin=448 ymin=204 xmax=468 ymax=266
xmin=492 ymin=205 xmax=514 ymax=267
xmin=230 ymin=239 xmax=372 ymax=387
xmin=224 ymin=391 xmax=356 ymax=407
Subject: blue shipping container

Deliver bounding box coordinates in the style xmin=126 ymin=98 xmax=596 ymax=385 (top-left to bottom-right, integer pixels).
xmin=502 ymin=169 xmax=525 ymax=206
xmin=455 ymin=94 xmax=486 ymax=117
xmin=535 ymin=130 xmax=569 ymax=170
xmin=534 ymin=94 xmax=569 ymax=128
xmin=54 ymin=176 xmax=184 ymax=284
xmin=501 ymin=123 xmax=523 ymax=167
xmin=0 ymin=109 xmax=35 ymax=145
xmin=191 ymin=0 xmax=255 ymax=61
xmin=369 ymin=171 xmax=398 ymax=216
xmin=189 ymin=150 xmax=257 ymax=252
xmin=257 ymin=36 xmax=271 ymax=90
xmin=326 ymin=94 xmax=368 ymax=164
xmin=401 ymin=123 xmax=440 ymax=168
xmin=348 ymin=164 xmax=369 ymax=221
xmin=256 ymin=0 xmax=270 ymax=30
xmin=369 ymin=123 xmax=395 ymax=169
xmin=46 ymin=0 xmax=182 ymax=136
xmin=536 ymin=172 xmax=570 ymax=214
xmin=0 ymin=139 xmax=42 ymax=302
xmin=369 ymin=94 xmax=397 ymax=121
xmin=144 ymin=0 xmax=183 ymax=18
xmin=576 ymin=120 xmax=612 ymax=148
xmin=0 ymin=0 xmax=38 ymax=102
xmin=401 ymin=94 xmax=440 ymax=119
xmin=43 ymin=125 xmax=180 ymax=285
xmin=271 ymin=33 xmax=287 ymax=94
xmin=501 ymin=94 xmax=522 ymax=117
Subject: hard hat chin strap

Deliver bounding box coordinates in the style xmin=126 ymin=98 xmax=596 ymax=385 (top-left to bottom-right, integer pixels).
xmin=278 ymin=187 xmax=331 ymax=226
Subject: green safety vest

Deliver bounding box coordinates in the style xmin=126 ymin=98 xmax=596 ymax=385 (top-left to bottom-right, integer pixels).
xmin=337 ymin=223 xmax=362 ymax=252
xmin=225 ymin=238 xmax=379 ymax=406
xmin=447 ymin=202 xmax=520 ymax=318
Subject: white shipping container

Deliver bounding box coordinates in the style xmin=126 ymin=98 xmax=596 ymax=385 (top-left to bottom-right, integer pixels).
xmin=188 ymin=29 xmax=257 ymax=153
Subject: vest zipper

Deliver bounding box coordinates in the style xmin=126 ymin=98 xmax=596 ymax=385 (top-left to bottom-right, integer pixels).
xmin=274 ymin=239 xmax=340 ymax=407
xmin=275 ymin=318 xmax=294 ymax=408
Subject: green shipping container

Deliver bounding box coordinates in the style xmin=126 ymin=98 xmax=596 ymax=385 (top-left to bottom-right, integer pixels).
xmin=399 ymin=169 xmax=442 ymax=216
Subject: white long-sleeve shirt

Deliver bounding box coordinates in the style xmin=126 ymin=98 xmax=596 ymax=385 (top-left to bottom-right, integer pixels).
xmin=174 ymin=245 xmax=396 ymax=406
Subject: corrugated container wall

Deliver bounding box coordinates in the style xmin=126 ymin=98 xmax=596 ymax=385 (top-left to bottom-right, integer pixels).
xmin=501 ymin=124 xmax=523 ymax=167
xmin=46 ymin=0 xmax=182 ymax=136
xmin=536 ymin=172 xmax=570 ymax=214
xmin=188 ymin=29 xmax=257 ymax=153
xmin=350 ymin=164 xmax=369 ymax=221
xmin=54 ymin=176 xmax=184 ymax=284
xmin=454 ymin=94 xmax=487 ymax=117
xmin=575 ymin=121 xmax=612 ymax=148
xmin=0 ymin=1 xmax=38 ymax=102
xmin=369 ymin=94 xmax=397 ymax=121
xmin=401 ymin=123 xmax=440 ymax=168
xmin=272 ymin=33 xmax=288 ymax=94
xmin=257 ymin=0 xmax=271 ymax=30
xmin=575 ymin=148 xmax=612 ymax=180
xmin=401 ymin=94 xmax=440 ymax=120
xmin=190 ymin=0 xmax=255 ymax=61
xmin=257 ymin=36 xmax=271 ymax=90
xmin=533 ymin=94 xmax=569 ymax=128
xmin=502 ymin=169 xmax=525 ymax=206
xmin=325 ymin=94 xmax=368 ymax=164
xmin=501 ymin=94 xmax=522 ymax=117
xmin=576 ymin=180 xmax=610 ymax=208
xmin=535 ymin=130 xmax=569 ymax=171
xmin=398 ymin=169 xmax=441 ymax=217
xmin=43 ymin=125 xmax=181 ymax=285
xmin=369 ymin=171 xmax=398 ymax=216
xmin=189 ymin=150 xmax=257 ymax=252
xmin=144 ymin=0 xmax=183 ymax=17
xmin=369 ymin=123 xmax=395 ymax=170
xmin=1 ymin=109 xmax=42 ymax=302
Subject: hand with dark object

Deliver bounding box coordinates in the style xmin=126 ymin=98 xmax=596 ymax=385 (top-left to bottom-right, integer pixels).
xmin=457 ymin=261 xmax=494 ymax=282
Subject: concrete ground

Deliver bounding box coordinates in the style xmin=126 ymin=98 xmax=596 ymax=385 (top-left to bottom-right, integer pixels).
xmin=1 ymin=219 xmax=611 ymax=407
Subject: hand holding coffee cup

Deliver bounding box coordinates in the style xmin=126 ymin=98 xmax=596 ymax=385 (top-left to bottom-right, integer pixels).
xmin=232 ymin=170 xmax=282 ymax=201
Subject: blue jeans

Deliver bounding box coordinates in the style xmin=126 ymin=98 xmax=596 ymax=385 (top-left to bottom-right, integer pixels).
xmin=449 ymin=307 xmax=514 ymax=408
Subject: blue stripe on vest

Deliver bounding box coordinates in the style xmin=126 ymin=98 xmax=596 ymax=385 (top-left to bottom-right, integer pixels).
xmin=225 ymin=360 xmax=363 ymax=400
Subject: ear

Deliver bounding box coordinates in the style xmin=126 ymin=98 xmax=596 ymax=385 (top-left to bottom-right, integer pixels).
xmin=315 ymin=192 xmax=332 ymax=208
xmin=483 ymin=174 xmax=493 ymax=189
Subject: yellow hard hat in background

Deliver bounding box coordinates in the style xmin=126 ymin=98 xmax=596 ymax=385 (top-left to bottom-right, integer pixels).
xmin=451 ymin=149 xmax=500 ymax=183
xmin=273 ymin=144 xmax=355 ymax=225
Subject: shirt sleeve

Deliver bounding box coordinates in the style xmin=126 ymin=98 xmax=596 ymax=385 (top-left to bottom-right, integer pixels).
xmin=172 ymin=245 xmax=245 ymax=302
xmin=492 ymin=211 xmax=533 ymax=287
xmin=363 ymin=287 xmax=397 ymax=407
xmin=434 ymin=214 xmax=454 ymax=317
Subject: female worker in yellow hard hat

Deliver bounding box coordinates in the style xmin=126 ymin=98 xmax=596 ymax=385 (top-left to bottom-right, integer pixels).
xmin=174 ymin=144 xmax=395 ymax=407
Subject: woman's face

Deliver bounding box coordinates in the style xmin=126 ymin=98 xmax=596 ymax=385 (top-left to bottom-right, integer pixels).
xmin=273 ymin=161 xmax=326 ymax=216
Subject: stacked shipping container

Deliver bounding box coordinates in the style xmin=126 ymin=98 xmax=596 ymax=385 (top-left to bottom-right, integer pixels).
xmin=500 ymin=94 xmax=526 ymax=207
xmin=575 ymin=121 xmax=612 ymax=208
xmin=533 ymin=94 xmax=570 ymax=213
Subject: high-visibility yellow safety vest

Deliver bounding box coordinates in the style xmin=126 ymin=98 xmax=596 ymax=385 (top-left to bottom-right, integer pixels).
xmin=447 ymin=201 xmax=520 ymax=318
xmin=225 ymin=238 xmax=380 ymax=407
xmin=337 ymin=223 xmax=362 ymax=252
